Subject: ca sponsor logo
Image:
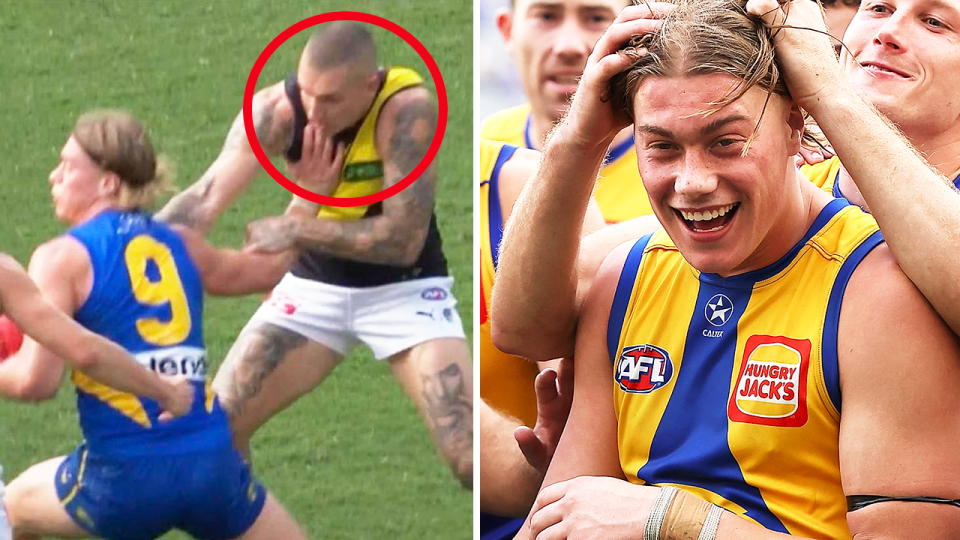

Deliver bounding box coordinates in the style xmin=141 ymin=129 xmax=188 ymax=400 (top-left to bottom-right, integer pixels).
xmin=421 ymin=287 xmax=448 ymax=301
xmin=727 ymin=335 xmax=810 ymax=427
xmin=616 ymin=344 xmax=674 ymax=394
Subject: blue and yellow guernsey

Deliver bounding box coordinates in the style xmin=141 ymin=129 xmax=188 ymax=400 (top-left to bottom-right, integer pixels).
xmin=606 ymin=199 xmax=882 ymax=540
xmin=801 ymin=156 xmax=960 ymax=199
xmin=478 ymin=139 xmax=539 ymax=427
xmin=480 ymin=103 xmax=653 ymax=223
xmin=68 ymin=210 xmax=231 ymax=458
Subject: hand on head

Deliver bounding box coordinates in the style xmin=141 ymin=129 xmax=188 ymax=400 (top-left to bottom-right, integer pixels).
xmin=747 ymin=0 xmax=845 ymax=108
xmin=558 ymin=3 xmax=674 ymax=149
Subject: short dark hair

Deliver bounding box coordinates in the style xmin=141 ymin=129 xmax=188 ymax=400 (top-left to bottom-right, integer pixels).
xmin=303 ymin=22 xmax=377 ymax=72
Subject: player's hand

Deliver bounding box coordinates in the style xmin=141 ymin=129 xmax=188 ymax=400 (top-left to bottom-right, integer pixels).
xmin=515 ymin=356 xmax=574 ymax=474
xmin=245 ymin=215 xmax=297 ymax=253
xmin=529 ymin=476 xmax=659 ymax=540
xmin=746 ymin=0 xmax=843 ymax=110
xmin=157 ymin=376 xmax=193 ymax=422
xmin=287 ymin=124 xmax=346 ymax=197
xmin=556 ymin=3 xmax=673 ymax=151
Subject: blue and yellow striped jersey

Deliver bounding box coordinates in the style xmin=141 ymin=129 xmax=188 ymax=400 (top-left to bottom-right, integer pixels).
xmin=802 ymin=156 xmax=960 ymax=199
xmin=607 ymin=199 xmax=882 ymax=539
xmin=68 ymin=210 xmax=231 ymax=457
xmin=478 ymin=139 xmax=540 ymax=426
xmin=480 ymin=104 xmax=653 ymax=223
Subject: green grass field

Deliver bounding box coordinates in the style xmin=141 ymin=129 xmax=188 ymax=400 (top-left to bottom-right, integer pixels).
xmin=0 ymin=1 xmax=472 ymax=538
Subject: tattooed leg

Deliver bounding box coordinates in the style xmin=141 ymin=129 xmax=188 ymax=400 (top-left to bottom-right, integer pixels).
xmin=213 ymin=322 xmax=343 ymax=459
xmin=390 ymin=338 xmax=474 ymax=489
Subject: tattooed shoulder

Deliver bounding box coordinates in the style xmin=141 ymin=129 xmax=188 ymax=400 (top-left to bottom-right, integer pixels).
xmin=222 ymin=84 xmax=294 ymax=157
xmin=380 ymin=88 xmax=438 ymax=181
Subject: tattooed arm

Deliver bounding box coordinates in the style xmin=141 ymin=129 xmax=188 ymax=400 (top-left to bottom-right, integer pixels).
xmin=245 ymin=87 xmax=437 ymax=265
xmin=157 ymin=83 xmax=294 ymax=234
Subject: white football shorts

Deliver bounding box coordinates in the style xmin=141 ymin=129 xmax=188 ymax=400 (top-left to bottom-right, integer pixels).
xmin=247 ymin=274 xmax=466 ymax=360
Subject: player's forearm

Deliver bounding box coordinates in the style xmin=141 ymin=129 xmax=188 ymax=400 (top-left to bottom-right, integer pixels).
xmin=807 ymin=89 xmax=960 ymax=335
xmin=158 ymin=134 xmax=264 ymax=234
xmin=289 ymin=214 xmax=427 ymax=266
xmin=492 ymin=137 xmax=607 ymax=361
xmin=207 ymin=249 xmax=292 ymax=296
xmin=74 ymin=332 xmax=177 ymax=405
xmin=478 ymin=400 xmax=543 ymax=516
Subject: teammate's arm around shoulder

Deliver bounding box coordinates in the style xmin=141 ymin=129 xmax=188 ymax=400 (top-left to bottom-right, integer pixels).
xmin=837 ymin=243 xmax=960 ymax=538
xmin=175 ymin=225 xmax=293 ymax=296
xmin=0 ymin=242 xmax=191 ymax=418
xmin=157 ymin=84 xmax=292 ymax=233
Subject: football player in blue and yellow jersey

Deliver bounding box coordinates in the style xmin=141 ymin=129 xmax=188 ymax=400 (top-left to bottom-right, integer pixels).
xmin=159 ymin=22 xmax=473 ymax=493
xmin=504 ymin=2 xmax=960 ymax=539
xmin=478 ymin=138 xmax=605 ymax=537
xmin=0 ymin=236 xmax=196 ymax=540
xmin=0 ymin=111 xmax=305 ymax=540
xmin=483 ymin=0 xmax=654 ymax=223
xmin=794 ymin=0 xmax=960 ymax=337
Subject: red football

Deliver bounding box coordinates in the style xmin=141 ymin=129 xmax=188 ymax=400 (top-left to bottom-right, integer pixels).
xmin=0 ymin=315 xmax=24 ymax=360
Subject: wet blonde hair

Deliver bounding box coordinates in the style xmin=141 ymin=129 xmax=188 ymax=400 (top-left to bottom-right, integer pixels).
xmin=608 ymin=0 xmax=798 ymax=153
xmin=72 ymin=110 xmax=175 ymax=209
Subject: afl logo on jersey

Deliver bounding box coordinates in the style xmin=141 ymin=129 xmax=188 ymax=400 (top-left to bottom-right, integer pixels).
xmin=616 ymin=344 xmax=674 ymax=394
xmin=421 ymin=287 xmax=448 ymax=301
xmin=705 ymin=294 xmax=734 ymax=327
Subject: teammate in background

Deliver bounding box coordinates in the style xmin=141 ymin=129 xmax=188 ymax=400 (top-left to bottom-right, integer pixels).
xmin=483 ymin=0 xmax=651 ymax=223
xmin=0 ymin=111 xmax=305 ymax=539
xmin=160 ymin=22 xmax=472 ymax=487
xmin=494 ymin=0 xmax=960 ymax=360
xmin=478 ymin=139 xmax=603 ymax=538
xmin=509 ymin=1 xmax=960 ymax=538
xmin=800 ymin=0 xmax=960 ymax=336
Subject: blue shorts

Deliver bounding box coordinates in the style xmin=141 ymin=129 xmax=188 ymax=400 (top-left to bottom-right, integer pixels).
xmin=55 ymin=443 xmax=266 ymax=540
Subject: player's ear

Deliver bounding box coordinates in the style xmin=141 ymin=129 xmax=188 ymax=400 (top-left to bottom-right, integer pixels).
xmin=99 ymin=171 xmax=122 ymax=199
xmin=496 ymin=6 xmax=515 ymax=51
xmin=787 ymin=102 xmax=804 ymax=152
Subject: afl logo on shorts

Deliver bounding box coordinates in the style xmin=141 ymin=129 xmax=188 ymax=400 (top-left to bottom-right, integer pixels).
xmin=705 ymin=294 xmax=734 ymax=327
xmin=421 ymin=287 xmax=448 ymax=301
xmin=616 ymin=344 xmax=674 ymax=394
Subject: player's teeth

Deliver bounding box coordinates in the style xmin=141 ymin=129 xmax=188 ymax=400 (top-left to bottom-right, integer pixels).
xmin=682 ymin=203 xmax=736 ymax=222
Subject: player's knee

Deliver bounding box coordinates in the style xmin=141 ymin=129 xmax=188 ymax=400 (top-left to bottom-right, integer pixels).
xmin=437 ymin=435 xmax=472 ymax=489
xmin=3 ymin=480 xmax=35 ymax=529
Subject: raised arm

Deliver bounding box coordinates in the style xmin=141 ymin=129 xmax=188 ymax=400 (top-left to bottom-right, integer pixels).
xmin=491 ymin=5 xmax=671 ymax=362
xmin=244 ymin=87 xmax=439 ymax=265
xmin=157 ymin=85 xmax=292 ymax=233
xmin=749 ymin=0 xmax=960 ymax=335
xmin=0 ymin=245 xmax=190 ymax=418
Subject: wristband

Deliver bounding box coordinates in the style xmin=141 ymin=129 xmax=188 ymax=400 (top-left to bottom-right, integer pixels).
xmin=644 ymin=486 xmax=679 ymax=540
xmin=697 ymin=504 xmax=724 ymax=540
